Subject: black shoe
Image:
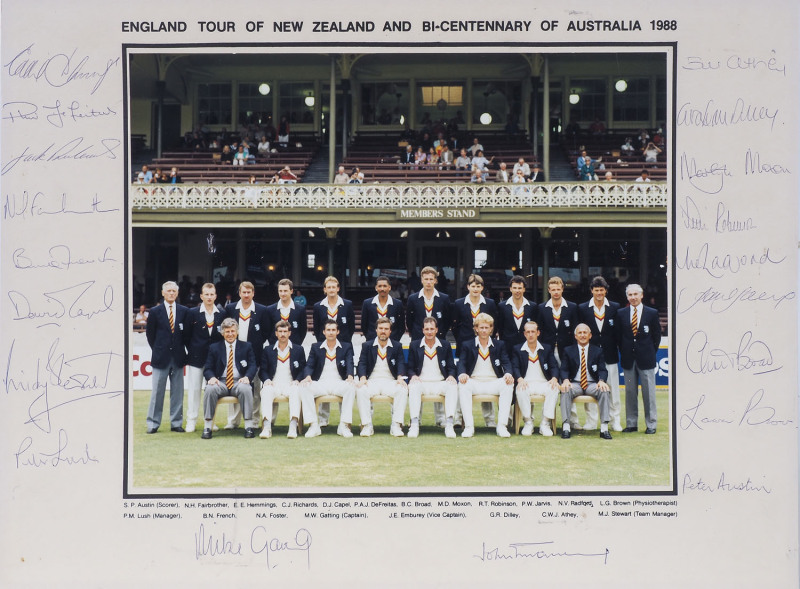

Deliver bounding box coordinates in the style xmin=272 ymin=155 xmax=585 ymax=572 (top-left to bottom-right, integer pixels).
xmin=201 ymin=429 xmax=212 ymax=439
xmin=644 ymin=428 xmax=657 ymax=434
xmin=146 ymin=428 xmax=158 ymax=434
xmin=599 ymin=430 xmax=613 ymax=440
xmin=171 ymin=426 xmax=186 ymax=433
xmin=244 ymin=428 xmax=256 ymax=438
xmin=561 ymin=429 xmax=571 ymax=439
xmin=622 ymin=427 xmax=638 ymax=433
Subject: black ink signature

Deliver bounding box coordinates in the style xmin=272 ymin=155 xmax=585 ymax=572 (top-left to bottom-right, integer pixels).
xmin=3 ymin=44 xmax=119 ymax=94
xmin=194 ymin=523 xmax=244 ymax=560
xmin=12 ymin=245 xmax=115 ymax=271
xmin=677 ymin=98 xmax=779 ymax=131
xmin=8 ymin=281 xmax=114 ymax=326
xmin=677 ymin=285 xmax=795 ymax=314
xmin=683 ymin=472 xmax=772 ymax=494
xmin=680 ymin=195 xmax=707 ymax=231
xmin=675 ymin=242 xmax=785 ymax=279
xmin=15 ymin=429 xmax=99 ymax=468
xmin=2 ymin=137 xmax=120 ymax=176
xmin=679 ymin=152 xmax=732 ymax=194
xmin=251 ymin=527 xmax=312 ymax=570
xmin=684 ymin=330 xmax=780 ymax=376
xmin=474 ymin=541 xmax=608 ymax=564
xmin=3 ymin=190 xmax=118 ymax=221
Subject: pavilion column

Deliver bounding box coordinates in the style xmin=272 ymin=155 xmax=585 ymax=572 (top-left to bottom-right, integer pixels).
xmin=348 ymin=228 xmax=359 ymax=289
xmin=292 ymin=228 xmax=302 ymax=285
xmin=236 ymin=229 xmax=246 ymax=282
xmin=538 ymin=227 xmax=553 ymax=297
xmin=328 ymin=56 xmax=337 ymax=183
xmin=639 ymin=228 xmax=649 ymax=287
xmin=406 ymin=229 xmax=417 ymax=278
xmin=580 ymin=230 xmax=590 ymax=279
xmin=542 ymin=58 xmax=550 ymax=181
xmin=522 ymin=228 xmax=533 ymax=292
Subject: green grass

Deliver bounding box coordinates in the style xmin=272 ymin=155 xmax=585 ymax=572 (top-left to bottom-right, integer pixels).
xmin=131 ymin=388 xmax=671 ymax=491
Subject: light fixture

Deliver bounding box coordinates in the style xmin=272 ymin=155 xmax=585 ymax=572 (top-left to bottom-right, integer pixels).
xmin=258 ymin=83 xmax=271 ymax=96
xmin=304 ymin=95 xmax=315 ymax=107
xmin=615 ymin=79 xmax=628 ymax=92
xmin=399 ymin=115 xmax=405 ymax=125
xmin=573 ymin=251 xmax=579 ymax=262
xmin=268 ymin=265 xmax=275 ymax=271
xmin=569 ymin=92 xmax=580 ymax=105
xmin=480 ymin=112 xmax=492 ymax=125
xmin=308 ymin=230 xmax=315 ymax=238
xmin=316 ymin=265 xmax=324 ymax=272
xmin=474 ymin=230 xmax=486 ymax=238
xmin=400 ymin=230 xmax=408 ymax=238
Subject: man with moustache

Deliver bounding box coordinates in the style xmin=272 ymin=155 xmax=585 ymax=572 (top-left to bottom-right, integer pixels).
xmin=361 ymin=275 xmax=405 ymax=342
xmin=259 ymin=320 xmax=306 ymax=439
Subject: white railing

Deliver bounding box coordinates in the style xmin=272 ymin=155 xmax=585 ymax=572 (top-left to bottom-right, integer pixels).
xmin=131 ymin=182 xmax=668 ymax=210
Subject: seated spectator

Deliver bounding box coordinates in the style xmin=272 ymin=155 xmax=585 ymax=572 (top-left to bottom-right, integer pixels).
xmin=440 ymin=144 xmax=454 ymax=168
xmin=589 ymin=117 xmax=606 ymax=135
xmin=277 ymin=116 xmax=290 ymax=148
xmin=529 ymin=165 xmax=544 ymax=182
xmin=334 ymin=166 xmax=350 ymax=184
xmin=635 ymin=170 xmax=651 ymax=183
xmin=220 ymin=145 xmax=234 ymax=165
xmin=137 ymin=165 xmax=154 ymax=184
xmin=168 ymin=167 xmax=182 ymax=184
xmin=604 ymin=171 xmax=615 ymax=181
xmin=233 ymin=144 xmax=249 ymax=166
xmin=153 ymin=167 xmax=166 ymax=183
xmin=578 ymin=155 xmax=595 ymax=181
xmin=495 ymin=162 xmax=511 ymax=183
xmin=637 ymin=128 xmax=650 ymax=148
xmin=455 ymin=149 xmax=471 ymax=175
xmin=471 ymin=150 xmax=493 ymax=177
xmin=468 ymin=137 xmax=484 ymax=157
xmin=470 ymin=165 xmax=485 ymax=184
xmin=513 ymin=158 xmax=531 ymax=180
xmin=399 ymin=144 xmax=414 ymax=167
xmin=513 ymin=169 xmax=527 ymax=184
xmin=414 ymin=146 xmax=427 ymax=168
xmin=293 ymin=289 xmax=307 ymax=306
xmin=620 ymin=137 xmax=636 ymax=153
xmin=642 ymin=142 xmax=662 ymax=163
xmin=427 ymin=147 xmax=439 ymax=169
xmin=257 ymin=136 xmax=271 ymax=156
xmin=278 ymin=166 xmax=298 ymax=183
xmin=134 ymin=304 xmax=149 ymax=328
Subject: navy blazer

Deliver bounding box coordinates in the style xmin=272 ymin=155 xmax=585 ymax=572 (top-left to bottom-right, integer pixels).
xmin=405 ymin=290 xmax=453 ymax=340
xmin=558 ymin=344 xmax=608 ymax=385
xmin=457 ymin=339 xmax=513 ymax=378
xmin=264 ymin=302 xmax=307 ymax=346
xmin=615 ymin=305 xmax=661 ymax=371
xmin=452 ymin=296 xmax=499 ymax=346
xmin=312 ymin=298 xmax=356 ymax=343
xmin=203 ymin=340 xmax=257 ymax=383
xmin=406 ymin=338 xmax=457 ymax=380
xmin=224 ymin=302 xmax=269 ymax=366
xmin=577 ymin=299 xmax=621 ymax=365
xmin=146 ymin=302 xmax=190 ymax=369
xmin=259 ymin=342 xmax=307 ymax=382
xmin=511 ymin=342 xmax=558 ymax=381
xmin=186 ymin=305 xmax=225 ymax=368
xmin=496 ymin=299 xmax=539 ymax=349
xmin=304 ymin=342 xmax=354 ymax=381
xmin=537 ymin=300 xmax=578 ymax=357
xmin=356 ymin=338 xmax=406 ymax=379
xmin=360 ymin=297 xmax=405 ymax=341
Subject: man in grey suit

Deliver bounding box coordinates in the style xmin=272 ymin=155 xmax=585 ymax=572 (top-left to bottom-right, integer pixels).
xmin=616 ymin=284 xmax=662 ymax=434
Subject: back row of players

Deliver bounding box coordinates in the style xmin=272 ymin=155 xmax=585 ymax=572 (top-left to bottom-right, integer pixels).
xmin=145 ymin=266 xmax=661 ymax=440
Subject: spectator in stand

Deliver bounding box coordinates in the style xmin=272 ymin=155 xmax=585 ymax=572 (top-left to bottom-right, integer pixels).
xmin=137 ymin=165 xmax=154 ymax=184
xmin=620 ymin=137 xmax=636 ymax=153
xmin=399 ymin=144 xmax=414 ymax=167
xmin=334 ymin=166 xmax=350 ymax=184
xmin=642 ymin=142 xmax=662 ymax=163
xmin=513 ymin=157 xmax=531 ymax=180
xmin=440 ymin=144 xmax=454 ymax=168
xmin=257 ymin=136 xmax=271 ymax=157
xmin=470 ymin=165 xmax=485 ymax=184
xmin=278 ymin=166 xmax=298 ymax=184
xmin=529 ymin=165 xmax=544 ymax=182
xmin=495 ymin=162 xmax=511 ymax=183
xmin=635 ymin=170 xmax=651 ymax=183
xmin=604 ymin=171 xmax=615 ymax=181
xmin=134 ymin=304 xmax=149 ymax=328
xmin=277 ymin=116 xmax=290 ymax=148
xmin=578 ymin=153 xmax=595 ymax=181
xmin=414 ymin=146 xmax=427 ymax=168
xmin=468 ymin=137 xmax=484 ymax=157
xmin=427 ymin=147 xmax=439 ymax=169
xmin=589 ymin=117 xmax=606 ymax=135
xmin=513 ymin=169 xmax=527 ymax=184
xmin=455 ymin=148 xmax=471 ymax=176
xmin=637 ymin=128 xmax=650 ymax=148
xmin=233 ymin=144 xmax=249 ymax=166
xmin=471 ymin=150 xmax=493 ymax=180
xmin=220 ymin=145 xmax=234 ymax=165
xmin=168 ymin=167 xmax=182 ymax=184
xmin=269 ymin=173 xmax=280 ymax=184
xmin=293 ymin=289 xmax=307 ymax=306
xmin=153 ymin=168 xmax=166 ymax=183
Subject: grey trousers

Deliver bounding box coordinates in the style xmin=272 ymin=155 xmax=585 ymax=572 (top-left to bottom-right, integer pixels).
xmin=204 ymin=381 xmax=254 ymax=422
xmin=560 ymin=383 xmax=610 ymax=425
xmin=623 ymin=366 xmax=657 ymax=430
xmin=146 ymin=360 xmax=184 ymax=430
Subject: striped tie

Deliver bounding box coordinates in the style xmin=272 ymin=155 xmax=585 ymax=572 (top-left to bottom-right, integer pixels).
xmin=226 ymin=344 xmax=234 ymax=389
xmin=169 ymin=305 xmax=174 ymax=333
xmin=631 ymin=307 xmax=638 ymax=337
xmin=580 ymin=347 xmax=588 ymax=390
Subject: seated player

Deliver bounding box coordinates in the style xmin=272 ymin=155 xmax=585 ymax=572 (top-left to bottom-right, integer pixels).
xmin=259 ymin=320 xmax=306 ymax=439
xmin=456 ymin=313 xmax=514 ymax=438
xmin=511 ymin=321 xmax=560 ymax=436
xmin=356 ymin=317 xmax=408 ymax=437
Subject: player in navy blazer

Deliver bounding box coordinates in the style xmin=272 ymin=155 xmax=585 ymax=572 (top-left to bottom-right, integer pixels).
xmin=360 ymin=276 xmax=405 ymax=341
xmin=456 ymin=313 xmax=515 ymax=438
xmin=356 ymin=317 xmax=408 ymax=437
xmin=264 ymin=279 xmax=307 ymax=346
xmin=537 ymin=276 xmax=578 ymax=361
xmin=496 ymin=275 xmax=539 ymax=350
xmin=511 ymin=321 xmax=560 ymax=436
xmin=311 ymin=276 xmax=356 ymax=343
xmin=258 ymin=319 xmax=307 ymax=439
xmin=405 ymin=266 xmax=453 ymax=341
xmin=615 ymin=284 xmax=661 ymax=434
xmin=145 ymin=280 xmax=190 ymax=433
xmin=577 ymin=276 xmax=622 ymax=431
xmin=558 ymin=323 xmax=612 ymax=439
xmin=452 ymin=273 xmax=499 ymax=351
xmin=223 ymin=281 xmax=269 ymax=428
xmin=201 ymin=318 xmax=258 ymax=439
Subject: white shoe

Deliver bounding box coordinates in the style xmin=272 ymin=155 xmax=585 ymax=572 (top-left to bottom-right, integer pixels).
xmin=337 ymin=423 xmax=353 ymax=438
xmin=462 ymin=426 xmax=475 ymax=438
xmin=259 ymin=422 xmax=272 ymax=439
xmin=390 ymin=423 xmax=404 ymax=437
xmin=304 ymin=423 xmax=322 ymax=438
xmin=212 ymin=424 xmax=219 ymax=432
xmin=408 ymin=423 xmax=419 ymax=438
xmin=444 ymin=424 xmax=456 ymax=439
xmin=185 ymin=422 xmax=196 ymax=433
xmin=612 ymin=420 xmax=623 ymax=432
xmin=435 ymin=418 xmax=445 ymax=427
xmin=224 ymin=423 xmax=236 ymax=430
xmin=319 ymin=418 xmax=329 ymax=427
xmin=496 ymin=425 xmax=511 ymax=438
xmin=582 ymin=421 xmax=598 ymax=431
xmin=360 ymin=423 xmax=374 ymax=437
xmin=569 ymin=421 xmax=582 ymax=431
xmin=486 ymin=419 xmax=497 ymax=428
xmin=521 ymin=421 xmax=534 ymax=436
xmin=287 ymin=422 xmax=298 ymax=439
xmin=540 ymin=423 xmax=554 ymax=437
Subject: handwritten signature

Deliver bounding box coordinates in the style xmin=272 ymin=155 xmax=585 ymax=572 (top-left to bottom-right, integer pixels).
xmin=15 ymin=429 xmax=99 ymax=468
xmin=2 ymin=136 xmax=121 ymax=176
xmin=676 ymin=242 xmax=785 ymax=279
xmin=8 ymin=280 xmax=114 ymax=326
xmin=2 ymin=100 xmax=118 ymax=127
xmin=682 ymin=472 xmax=772 ymax=494
xmin=3 ymin=190 xmax=118 ymax=221
xmin=677 ymin=285 xmax=795 ymax=314
xmin=684 ymin=330 xmax=780 ymax=376
xmin=3 ymin=44 xmax=119 ymax=94
xmin=679 ymin=152 xmax=731 ymax=194
xmin=474 ymin=541 xmax=608 ymax=564
xmin=680 ymin=389 xmax=793 ymax=431
xmin=195 ymin=524 xmax=312 ymax=570
xmin=13 ymin=245 xmax=115 ymax=271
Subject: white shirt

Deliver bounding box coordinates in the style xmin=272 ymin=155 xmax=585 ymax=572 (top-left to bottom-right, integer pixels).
xmin=573 ymin=344 xmax=594 ymax=384
xmin=371 ymin=340 xmax=394 ymax=380
xmin=320 ymin=341 xmax=343 ymax=381
xmin=272 ymin=342 xmax=293 ymax=384
xmin=471 ymin=338 xmax=496 ymax=380
xmin=419 ymin=339 xmax=444 ymax=382
xmin=235 ymin=300 xmax=255 ymax=342
xmin=509 ymin=297 xmax=530 ymax=330
xmin=590 ymin=298 xmax=609 ymax=332
xmin=521 ymin=341 xmax=547 ymax=385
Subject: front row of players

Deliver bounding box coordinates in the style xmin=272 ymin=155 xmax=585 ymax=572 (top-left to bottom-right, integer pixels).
xmin=199 ymin=314 xmax=615 ymax=440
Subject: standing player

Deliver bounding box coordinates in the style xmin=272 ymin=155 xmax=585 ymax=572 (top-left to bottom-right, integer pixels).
xmin=360 ymin=275 xmax=405 ymax=341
